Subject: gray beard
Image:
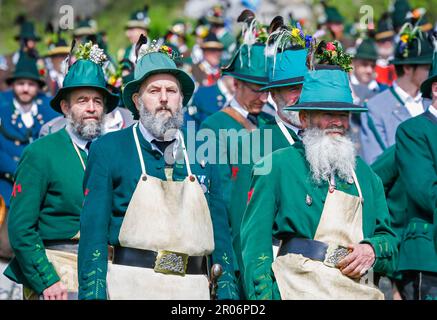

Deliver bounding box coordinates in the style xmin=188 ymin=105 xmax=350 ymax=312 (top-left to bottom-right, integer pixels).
xmin=138 ymin=100 xmax=183 ymax=140
xmin=66 ymin=113 xmax=105 ymax=141
xmin=275 ymin=97 xmax=301 ymax=127
xmin=302 ymin=127 xmax=356 ymax=185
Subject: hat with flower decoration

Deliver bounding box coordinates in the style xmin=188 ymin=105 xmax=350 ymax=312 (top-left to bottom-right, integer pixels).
xmin=126 ymin=5 xmax=150 ymax=30
xmin=391 ymin=0 xmax=411 ymax=31
xmin=50 ymin=41 xmax=119 ymax=114
xmin=285 ymin=40 xmax=366 ymax=113
xmin=260 ymin=16 xmax=310 ymax=91
xmin=390 ymin=22 xmax=434 ymax=65
xmin=122 ymin=36 xmax=195 ymax=119
xmin=6 ymin=50 xmax=45 ymax=87
xmin=222 ymin=9 xmax=269 ymax=85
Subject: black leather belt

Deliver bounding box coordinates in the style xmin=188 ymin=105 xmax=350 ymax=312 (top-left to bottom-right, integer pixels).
xmin=277 ymin=238 xmax=351 ymax=268
xmin=113 ymin=246 xmax=208 ymax=275
xmin=43 ymin=239 xmax=79 ymax=254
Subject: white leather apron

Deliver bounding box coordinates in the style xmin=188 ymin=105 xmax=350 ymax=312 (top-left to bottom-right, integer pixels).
xmin=107 ymin=124 xmax=214 ymax=300
xmin=272 ymin=171 xmax=384 ymax=300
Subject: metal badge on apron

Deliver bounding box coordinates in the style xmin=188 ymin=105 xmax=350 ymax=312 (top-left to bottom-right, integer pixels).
xmin=106 ymin=124 xmax=214 ymax=300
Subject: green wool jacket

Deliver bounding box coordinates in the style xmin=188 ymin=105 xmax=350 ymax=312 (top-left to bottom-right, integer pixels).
xmin=199 ymin=109 xmax=274 ymax=278
xmin=4 ymin=128 xmax=86 ymax=294
xmin=228 ymin=120 xmax=300 ymax=273
xmin=240 ymin=141 xmax=399 ymax=300
xmin=395 ymin=110 xmax=437 ymax=272
xmin=78 ymin=125 xmax=238 ymax=300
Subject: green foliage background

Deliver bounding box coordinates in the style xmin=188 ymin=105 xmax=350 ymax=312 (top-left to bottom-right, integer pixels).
xmin=0 ymin=0 xmax=435 ymax=57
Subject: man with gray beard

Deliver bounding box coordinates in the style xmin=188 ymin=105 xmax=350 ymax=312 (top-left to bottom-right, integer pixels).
xmin=78 ymin=43 xmax=237 ymax=300
xmin=4 ymin=49 xmax=119 ymax=300
xmin=240 ymin=60 xmax=398 ymax=300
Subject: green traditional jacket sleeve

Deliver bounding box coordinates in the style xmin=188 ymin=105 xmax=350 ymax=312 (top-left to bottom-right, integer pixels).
xmin=7 ymin=146 xmax=60 ymax=294
xmin=207 ymin=163 xmax=239 ymax=300
xmin=240 ymin=156 xmax=280 ymax=300
xmin=78 ymin=142 xmax=112 ymax=300
xmin=360 ymin=174 xmax=399 ymax=275
xmin=396 ymin=122 xmax=437 ymax=215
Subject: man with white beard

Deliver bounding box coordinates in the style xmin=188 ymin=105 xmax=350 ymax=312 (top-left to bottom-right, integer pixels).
xmin=78 ymin=42 xmax=237 ymax=300
xmin=226 ymin=18 xmax=309 ymax=298
xmin=240 ymin=57 xmax=398 ymax=300
xmin=3 ymin=44 xmax=119 ymax=300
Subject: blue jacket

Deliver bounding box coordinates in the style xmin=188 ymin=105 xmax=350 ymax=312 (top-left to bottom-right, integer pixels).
xmin=0 ymin=90 xmax=58 ymax=206
xmin=359 ymin=87 xmax=432 ymax=164
xmin=184 ymin=83 xmax=227 ymax=131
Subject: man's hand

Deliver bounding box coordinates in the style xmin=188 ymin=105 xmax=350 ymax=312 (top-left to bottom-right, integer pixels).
xmin=42 ymin=281 xmax=68 ymax=300
xmin=337 ymin=243 xmax=375 ymax=279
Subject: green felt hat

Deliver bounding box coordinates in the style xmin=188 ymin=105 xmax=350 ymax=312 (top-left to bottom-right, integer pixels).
xmin=391 ymin=28 xmax=434 ymax=65
xmin=325 ymin=6 xmax=344 ymax=24
xmin=15 ymin=21 xmax=41 ymax=41
xmin=354 ymin=38 xmax=379 ymax=61
xmin=122 ymin=51 xmax=195 ymax=119
xmin=261 ymin=48 xmax=308 ymax=91
xmin=222 ymin=43 xmax=268 ymax=85
xmin=420 ymin=52 xmax=437 ymax=99
xmin=50 ymin=59 xmax=119 ymax=114
xmin=74 ymin=19 xmax=98 ymax=37
xmin=391 ymin=0 xmax=411 ymax=30
xmin=284 ymin=65 xmax=366 ymax=113
xmin=126 ymin=6 xmax=150 ymax=30
xmin=375 ymin=13 xmax=395 ymax=41
xmin=6 ymin=51 xmax=45 ymax=87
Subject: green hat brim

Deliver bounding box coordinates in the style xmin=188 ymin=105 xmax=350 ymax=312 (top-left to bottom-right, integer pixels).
xmin=73 ymin=27 xmax=97 ymax=37
xmin=122 ymin=69 xmax=195 ymax=118
xmin=50 ymin=85 xmax=119 ymax=114
xmin=222 ymin=71 xmax=268 ymax=85
xmin=390 ymin=54 xmax=433 ymax=65
xmin=420 ymin=75 xmax=437 ymax=99
xmin=6 ymin=72 xmax=45 ymax=87
xmin=353 ymin=53 xmax=378 ymax=61
xmin=260 ymin=77 xmax=304 ymax=91
xmin=125 ymin=21 xmax=149 ymax=30
xmin=284 ymin=101 xmax=367 ymax=113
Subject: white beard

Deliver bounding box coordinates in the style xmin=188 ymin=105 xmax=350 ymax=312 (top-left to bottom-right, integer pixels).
xmin=302 ymin=127 xmax=356 ymax=185
xmin=138 ymin=100 xmax=183 ymax=140
xmin=66 ymin=112 xmax=105 ymax=141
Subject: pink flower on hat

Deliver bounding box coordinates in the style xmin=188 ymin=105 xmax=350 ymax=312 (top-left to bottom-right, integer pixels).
xmin=326 ymin=42 xmax=336 ymax=51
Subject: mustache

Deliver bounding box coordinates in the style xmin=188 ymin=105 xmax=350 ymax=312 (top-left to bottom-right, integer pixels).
xmin=324 ymin=126 xmax=347 ymax=134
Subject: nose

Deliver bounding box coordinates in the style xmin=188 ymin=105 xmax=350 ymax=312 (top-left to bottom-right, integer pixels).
xmin=160 ymin=88 xmax=168 ymax=104
xmin=85 ymin=100 xmax=97 ymax=113
xmin=330 ymin=116 xmax=344 ymax=127
xmin=259 ymin=91 xmax=268 ymax=103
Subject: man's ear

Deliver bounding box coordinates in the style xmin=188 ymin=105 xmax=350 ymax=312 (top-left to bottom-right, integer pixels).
xmin=132 ymin=93 xmax=140 ymax=112
xmin=299 ymin=110 xmax=309 ymax=129
xmin=60 ymin=99 xmax=69 ymax=116
xmin=432 ymin=82 xmax=437 ymax=99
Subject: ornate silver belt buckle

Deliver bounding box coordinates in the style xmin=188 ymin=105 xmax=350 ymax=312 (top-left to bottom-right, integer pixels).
xmin=154 ymin=250 xmax=188 ymax=276
xmin=323 ymin=244 xmax=351 ymax=268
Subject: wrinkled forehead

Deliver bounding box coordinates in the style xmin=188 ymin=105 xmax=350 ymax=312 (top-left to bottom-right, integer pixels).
xmin=140 ymin=73 xmax=181 ymax=91
xmin=69 ymin=87 xmax=105 ymax=100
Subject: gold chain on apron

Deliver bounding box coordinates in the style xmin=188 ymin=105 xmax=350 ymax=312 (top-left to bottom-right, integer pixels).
xmin=272 ymin=170 xmax=384 ymax=300
xmin=106 ymin=123 xmax=214 ymax=300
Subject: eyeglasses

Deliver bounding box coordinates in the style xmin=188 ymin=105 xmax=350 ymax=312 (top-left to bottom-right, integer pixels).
xmin=241 ymin=82 xmax=267 ymax=95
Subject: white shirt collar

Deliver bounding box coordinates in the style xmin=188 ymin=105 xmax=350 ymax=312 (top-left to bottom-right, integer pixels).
xmin=66 ymin=125 xmax=90 ymax=153
xmin=429 ymin=104 xmax=437 ymax=119
xmin=104 ymin=108 xmax=124 ymax=133
xmin=392 ymin=81 xmax=422 ymax=104
xmin=138 ymin=121 xmax=180 ymax=155
xmin=275 ymin=113 xmax=300 ymax=136
xmin=13 ymin=98 xmax=38 ymax=116
xmin=230 ymin=98 xmax=249 ymax=118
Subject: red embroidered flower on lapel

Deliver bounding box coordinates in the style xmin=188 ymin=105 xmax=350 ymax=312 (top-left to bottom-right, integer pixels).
xmin=11 ymin=183 xmax=22 ymax=197
xmin=231 ymin=166 xmax=239 ymax=180
xmin=247 ymin=188 xmax=254 ymax=203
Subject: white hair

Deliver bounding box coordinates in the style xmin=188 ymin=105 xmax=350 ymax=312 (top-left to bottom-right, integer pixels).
xmin=138 ymin=99 xmax=184 ymax=140
xmin=302 ymin=127 xmax=356 ymax=185
xmin=66 ymin=108 xmax=105 ymax=141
